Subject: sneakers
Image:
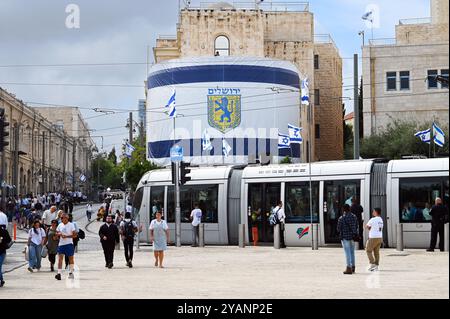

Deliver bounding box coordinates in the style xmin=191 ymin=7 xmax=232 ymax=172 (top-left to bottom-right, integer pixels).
xmin=68 ymin=273 xmax=74 ymax=279
xmin=27 ymin=267 xmax=33 ymax=273
xmin=55 ymin=274 xmax=61 ymax=280
xmin=0 ymin=280 xmax=5 ymax=287
xmin=368 ymin=264 xmax=378 ymax=272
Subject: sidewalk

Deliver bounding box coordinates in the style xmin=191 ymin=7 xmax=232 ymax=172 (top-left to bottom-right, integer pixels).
xmin=1 ymin=245 xmax=448 ymax=299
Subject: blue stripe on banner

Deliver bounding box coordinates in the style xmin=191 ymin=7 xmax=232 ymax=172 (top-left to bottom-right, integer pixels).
xmin=148 ymin=65 xmax=300 ymax=90
xmin=148 ymin=138 xmax=301 ymax=159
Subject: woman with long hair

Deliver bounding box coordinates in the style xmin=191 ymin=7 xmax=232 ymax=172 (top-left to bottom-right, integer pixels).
xmin=27 ymin=220 xmax=46 ymax=272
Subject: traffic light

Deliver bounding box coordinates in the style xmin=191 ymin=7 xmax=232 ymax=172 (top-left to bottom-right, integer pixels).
xmin=180 ymin=161 xmax=192 ymax=185
xmin=0 ymin=108 xmax=9 ymax=152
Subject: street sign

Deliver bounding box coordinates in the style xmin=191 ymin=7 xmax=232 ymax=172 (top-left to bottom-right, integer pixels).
xmin=170 ymin=145 xmax=183 ymax=162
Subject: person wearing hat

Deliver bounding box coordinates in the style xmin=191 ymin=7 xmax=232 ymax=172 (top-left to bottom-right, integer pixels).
xmin=99 ymin=214 xmax=120 ymax=269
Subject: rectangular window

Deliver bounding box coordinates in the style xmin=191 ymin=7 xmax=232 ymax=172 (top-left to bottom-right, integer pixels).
xmin=400 ymin=71 xmax=410 ymax=90
xmin=315 ymin=124 xmax=320 ymax=139
xmin=441 ymin=69 xmax=449 ymax=89
xmin=168 ymin=184 xmax=219 ymax=223
xmin=428 ymin=70 xmax=438 ymax=89
xmin=314 ymin=89 xmax=320 ymax=105
xmin=386 ymin=72 xmax=397 ymax=91
xmin=150 ymin=186 xmax=165 ymax=220
xmin=399 ymin=177 xmax=446 ymax=223
xmin=314 ymin=54 xmax=319 ymax=69
xmin=285 ymin=182 xmax=320 ymax=223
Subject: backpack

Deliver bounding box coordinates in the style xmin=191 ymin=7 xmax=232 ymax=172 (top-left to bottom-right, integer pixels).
xmin=77 ymin=229 xmax=86 ymax=240
xmin=123 ymin=221 xmax=135 ymax=239
xmin=269 ymin=207 xmax=281 ymax=226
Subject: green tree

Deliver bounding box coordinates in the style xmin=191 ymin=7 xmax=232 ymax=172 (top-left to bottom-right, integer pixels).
xmin=107 ymin=147 xmax=117 ymax=166
xmin=280 ymin=156 xmax=292 ymax=164
xmin=360 ymin=120 xmax=449 ymax=159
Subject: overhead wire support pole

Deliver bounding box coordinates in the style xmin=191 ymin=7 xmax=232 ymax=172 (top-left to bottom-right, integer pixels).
xmin=353 ymin=54 xmax=360 ymax=160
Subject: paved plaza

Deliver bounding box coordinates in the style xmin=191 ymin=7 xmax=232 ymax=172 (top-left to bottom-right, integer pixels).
xmin=1 ymin=205 xmax=448 ymax=299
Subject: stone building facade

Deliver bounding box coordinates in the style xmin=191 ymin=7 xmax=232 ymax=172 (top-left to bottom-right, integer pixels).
xmin=0 ymin=87 xmax=94 ymax=196
xmin=153 ymin=2 xmax=343 ymax=161
xmin=362 ymin=0 xmax=449 ymax=137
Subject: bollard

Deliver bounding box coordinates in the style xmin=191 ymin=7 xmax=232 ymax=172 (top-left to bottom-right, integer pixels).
xmin=274 ymin=224 xmax=280 ymax=249
xmin=396 ymin=224 xmax=404 ymax=251
xmin=13 ymin=222 xmax=17 ymax=241
xmin=199 ymin=223 xmax=205 ymax=247
xmin=312 ymin=224 xmax=319 ymax=250
xmin=445 ymin=223 xmax=449 ymax=252
xmin=238 ymin=224 xmax=245 ymax=248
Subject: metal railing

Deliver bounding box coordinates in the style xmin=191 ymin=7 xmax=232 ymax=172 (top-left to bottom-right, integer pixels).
xmin=399 ymin=17 xmax=431 ymax=25
xmin=189 ymin=1 xmax=309 ymax=12
xmin=369 ymin=38 xmax=397 ymax=46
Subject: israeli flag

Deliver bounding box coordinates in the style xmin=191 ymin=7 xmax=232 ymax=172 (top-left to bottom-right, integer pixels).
xmin=278 ymin=133 xmax=291 ymax=149
xmin=362 ymin=11 xmax=373 ymax=22
xmin=124 ymin=142 xmax=136 ymax=158
xmin=202 ymin=129 xmax=213 ymax=152
xmin=79 ymin=174 xmax=87 ymax=182
xmin=301 ymin=78 xmax=310 ymax=106
xmin=433 ymin=123 xmax=445 ymax=147
xmin=222 ymin=139 xmax=232 ymax=157
xmin=165 ymin=90 xmax=176 ymax=118
xmin=288 ymin=124 xmax=303 ymax=144
xmin=415 ymin=129 xmax=431 ymax=144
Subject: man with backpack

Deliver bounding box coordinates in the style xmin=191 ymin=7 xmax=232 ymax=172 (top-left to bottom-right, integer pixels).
xmin=271 ymin=201 xmax=286 ymax=248
xmin=120 ymin=212 xmax=138 ymax=268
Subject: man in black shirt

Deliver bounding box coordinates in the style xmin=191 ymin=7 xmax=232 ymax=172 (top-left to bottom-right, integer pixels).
xmin=351 ymin=197 xmax=364 ymax=250
xmin=427 ymin=197 xmax=448 ymax=252
xmin=99 ymin=215 xmax=120 ymax=268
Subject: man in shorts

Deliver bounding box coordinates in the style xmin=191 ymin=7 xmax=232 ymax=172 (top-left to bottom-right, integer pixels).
xmin=55 ymin=212 xmax=77 ymax=280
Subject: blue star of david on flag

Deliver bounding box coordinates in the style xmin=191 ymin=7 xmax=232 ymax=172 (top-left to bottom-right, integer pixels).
xmin=278 ymin=132 xmax=291 ymax=149
xmin=288 ymin=124 xmax=303 ymax=144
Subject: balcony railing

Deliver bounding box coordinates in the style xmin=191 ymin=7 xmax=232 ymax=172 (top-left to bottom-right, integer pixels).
xmin=369 ymin=38 xmax=396 ymax=46
xmin=189 ymin=1 xmax=309 ymax=12
xmin=399 ymin=17 xmax=431 ymax=25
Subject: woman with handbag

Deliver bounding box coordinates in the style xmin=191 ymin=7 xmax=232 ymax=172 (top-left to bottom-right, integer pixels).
xmin=44 ymin=220 xmax=59 ymax=272
xmin=0 ymin=226 xmax=13 ymax=287
xmin=27 ymin=220 xmax=46 ymax=272
xmin=337 ymin=204 xmax=359 ymax=275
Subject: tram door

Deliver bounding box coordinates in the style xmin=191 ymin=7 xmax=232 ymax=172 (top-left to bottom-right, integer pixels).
xmin=324 ymin=180 xmax=360 ymax=244
xmin=248 ymin=183 xmax=281 ymax=244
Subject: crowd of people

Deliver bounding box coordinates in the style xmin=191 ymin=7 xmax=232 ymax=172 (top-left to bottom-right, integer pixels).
xmin=1 ymin=191 xmax=87 ymax=230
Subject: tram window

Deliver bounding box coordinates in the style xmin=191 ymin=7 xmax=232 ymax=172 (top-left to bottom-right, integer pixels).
xmin=132 ymin=187 xmax=144 ymax=217
xmin=399 ymin=178 xmax=444 ymax=223
xmin=169 ymin=185 xmax=219 ymax=223
xmin=150 ymin=186 xmax=165 ymax=220
xmin=285 ymin=182 xmax=319 ymax=223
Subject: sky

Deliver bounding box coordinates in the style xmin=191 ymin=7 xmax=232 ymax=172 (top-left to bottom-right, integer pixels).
xmin=0 ymin=0 xmax=431 ymax=155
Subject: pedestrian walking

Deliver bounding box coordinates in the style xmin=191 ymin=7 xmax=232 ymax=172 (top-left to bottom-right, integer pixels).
xmin=65 ymin=214 xmax=79 ymax=269
xmin=99 ymin=215 xmax=120 ymax=269
xmin=190 ymin=203 xmax=202 ymax=247
xmin=45 ymin=220 xmax=59 ymax=272
xmin=273 ymin=201 xmax=286 ymax=248
xmin=42 ymin=206 xmax=57 ymax=230
xmin=120 ymin=212 xmax=138 ymax=268
xmin=427 ymin=197 xmax=449 ymax=252
xmin=27 ymin=220 xmax=46 ymax=272
xmin=86 ymin=202 xmax=93 ymax=222
xmin=365 ymin=208 xmax=384 ymax=271
xmin=337 ymin=204 xmax=359 ymax=275
xmin=55 ymin=213 xmax=77 ymax=280
xmin=351 ymin=197 xmax=365 ymax=250
xmin=0 ymin=226 xmax=12 ymax=287
xmin=149 ymin=211 xmax=169 ymax=268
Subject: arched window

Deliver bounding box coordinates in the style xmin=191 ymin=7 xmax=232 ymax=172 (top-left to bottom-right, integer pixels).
xmin=214 ymin=35 xmax=230 ymax=56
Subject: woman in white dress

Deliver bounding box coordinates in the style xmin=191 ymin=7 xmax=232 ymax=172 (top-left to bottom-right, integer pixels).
xmin=149 ymin=211 xmax=169 ymax=268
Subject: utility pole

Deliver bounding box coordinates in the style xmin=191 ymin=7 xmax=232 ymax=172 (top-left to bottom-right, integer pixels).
xmin=129 ymin=112 xmax=133 ymax=144
xmin=41 ymin=131 xmax=45 ymax=195
xmin=174 ymin=161 xmax=181 ymax=247
xmin=353 ymin=53 xmax=360 ymax=159
xmin=72 ymin=142 xmax=76 ymax=191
